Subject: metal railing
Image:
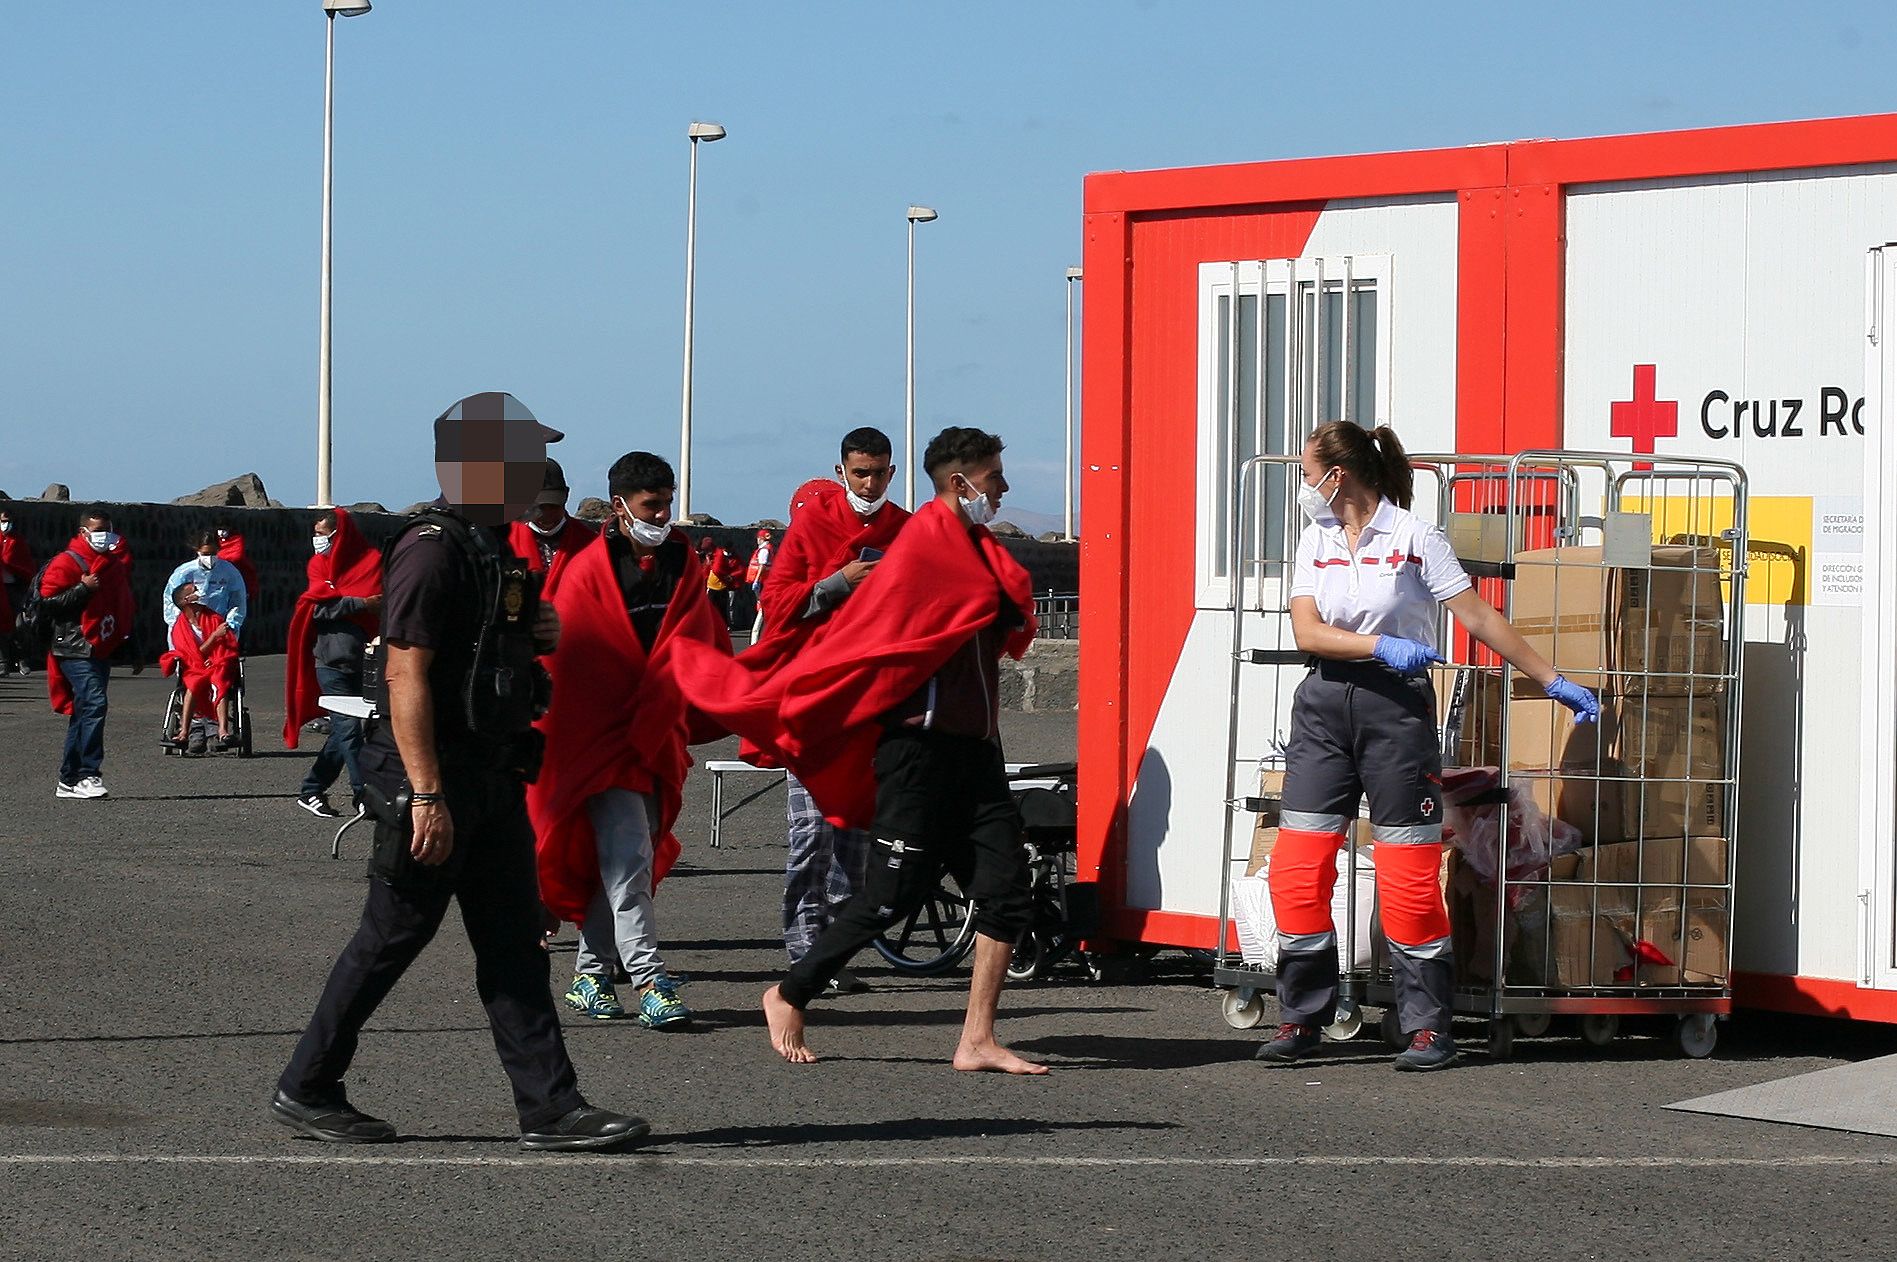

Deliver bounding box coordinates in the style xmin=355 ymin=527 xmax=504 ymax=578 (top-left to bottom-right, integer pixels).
xmin=1033 ymin=591 xmax=1079 ymax=640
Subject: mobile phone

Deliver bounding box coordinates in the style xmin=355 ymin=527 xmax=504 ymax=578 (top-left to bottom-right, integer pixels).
xmin=859 ymin=547 xmax=884 ymax=562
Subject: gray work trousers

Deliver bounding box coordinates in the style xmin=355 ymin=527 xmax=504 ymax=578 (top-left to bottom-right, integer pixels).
xmin=574 ymin=788 xmax=667 ymax=988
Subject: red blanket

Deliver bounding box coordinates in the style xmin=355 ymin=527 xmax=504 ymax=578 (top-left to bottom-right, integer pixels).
xmin=43 ymin=535 xmax=135 ymax=715
xmin=507 ymin=517 xmax=598 ymax=599
xmin=673 ymin=498 xmax=1034 ymax=829
xmin=527 ymin=532 xmax=732 ymax=925
xmin=757 ymin=491 xmax=911 ymax=647
xmin=283 ymin=509 xmax=382 ymax=748
xmin=217 ymin=534 xmax=260 ymax=602
xmin=161 ymin=605 xmax=238 ymax=711
xmin=0 ymin=532 xmax=35 ymax=629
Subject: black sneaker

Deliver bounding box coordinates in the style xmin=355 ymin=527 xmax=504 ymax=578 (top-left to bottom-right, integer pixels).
xmin=826 ymin=968 xmax=872 ymax=995
xmin=269 ymin=1088 xmax=396 ymax=1143
xmin=1394 ymin=1029 xmax=1460 ymax=1072
xmin=1255 ymin=1022 xmax=1324 ymax=1063
xmin=518 ymin=1105 xmax=651 ymax=1153
xmin=297 ymin=793 xmax=343 ymax=819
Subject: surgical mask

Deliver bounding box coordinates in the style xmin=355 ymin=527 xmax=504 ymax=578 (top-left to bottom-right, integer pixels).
xmin=196 ymin=555 xmax=215 ymax=570
xmin=1296 ymin=472 xmax=1340 ymax=523
xmin=525 ymin=514 xmax=565 ymax=536
xmin=616 ymin=499 xmax=670 ymax=548
xmin=312 ymin=534 xmax=333 ymax=556
xmin=844 ymin=484 xmax=889 ymax=518
xmin=0 ymin=521 xmax=11 ymax=534
xmin=88 ymin=530 xmax=118 ymax=553
xmin=954 ymin=478 xmax=996 ymax=528
xmin=216 ymin=529 xmax=229 ymax=540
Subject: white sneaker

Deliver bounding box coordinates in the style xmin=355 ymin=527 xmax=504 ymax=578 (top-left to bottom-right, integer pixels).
xmin=60 ymin=776 xmax=108 ymax=800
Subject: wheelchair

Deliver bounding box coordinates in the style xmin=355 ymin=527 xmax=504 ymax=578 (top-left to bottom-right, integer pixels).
xmin=159 ymin=653 xmax=253 ymax=758
xmin=870 ymin=761 xmax=1094 ymax=982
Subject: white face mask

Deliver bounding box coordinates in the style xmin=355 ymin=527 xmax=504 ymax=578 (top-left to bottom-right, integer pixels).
xmin=844 ymin=484 xmax=889 ymax=518
xmin=0 ymin=521 xmax=12 ymax=534
xmin=1296 ymin=471 xmax=1341 ymax=523
xmin=312 ymin=534 xmax=333 ymax=556
xmin=616 ymin=499 xmax=670 ymax=548
xmin=196 ymin=554 xmax=215 ymax=570
xmin=954 ymin=476 xmax=996 ymax=527
xmin=88 ymin=530 xmax=118 ymax=554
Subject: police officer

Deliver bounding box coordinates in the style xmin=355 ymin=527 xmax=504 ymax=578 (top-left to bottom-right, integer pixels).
xmin=273 ymin=391 xmax=648 ymax=1152
xmin=1258 ymin=421 xmax=1599 ymax=1072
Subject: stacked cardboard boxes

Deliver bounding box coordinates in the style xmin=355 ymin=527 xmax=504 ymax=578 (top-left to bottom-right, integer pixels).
xmin=1438 ymin=544 xmax=1733 ymax=989
xmin=1246 ymin=771 xmax=1370 ymax=877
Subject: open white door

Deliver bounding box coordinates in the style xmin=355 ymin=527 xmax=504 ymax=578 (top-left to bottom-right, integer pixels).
xmin=1860 ymin=244 xmax=1897 ymax=992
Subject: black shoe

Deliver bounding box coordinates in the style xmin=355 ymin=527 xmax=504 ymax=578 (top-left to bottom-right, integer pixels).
xmin=269 ymin=1088 xmax=396 ymax=1143
xmin=518 ymin=1105 xmax=651 ymax=1153
xmin=825 ymin=967 xmax=872 ymax=995
xmin=1255 ymin=1022 xmax=1324 ymax=1063
xmin=1394 ymin=1030 xmax=1461 ymax=1072
xmin=186 ymin=730 xmax=208 ymax=756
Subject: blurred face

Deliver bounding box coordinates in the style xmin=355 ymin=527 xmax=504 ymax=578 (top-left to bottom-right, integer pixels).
xmin=177 ymin=582 xmax=200 ymax=607
xmin=435 ymin=416 xmax=550 ymax=528
xmin=948 ymin=456 xmax=1007 ymax=509
xmin=837 ymin=451 xmax=894 ymax=503
xmin=313 ymin=517 xmax=336 ymax=538
xmin=529 ymin=498 xmax=568 ymax=530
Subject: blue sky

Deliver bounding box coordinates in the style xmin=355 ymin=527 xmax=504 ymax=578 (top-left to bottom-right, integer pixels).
xmin=2 ymin=2 xmax=1892 ymax=523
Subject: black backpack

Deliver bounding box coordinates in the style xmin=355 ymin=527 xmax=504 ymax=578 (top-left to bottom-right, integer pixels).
xmin=14 ymin=549 xmax=88 ymax=658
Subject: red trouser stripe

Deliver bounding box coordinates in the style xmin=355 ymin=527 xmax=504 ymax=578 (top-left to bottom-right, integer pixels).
xmin=1372 ymin=842 xmax=1451 ymax=948
xmin=1266 ymin=828 xmax=1348 ymax=937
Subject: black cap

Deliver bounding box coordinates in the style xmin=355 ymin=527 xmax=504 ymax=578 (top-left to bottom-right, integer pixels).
xmin=535 ymin=457 xmax=571 ymax=507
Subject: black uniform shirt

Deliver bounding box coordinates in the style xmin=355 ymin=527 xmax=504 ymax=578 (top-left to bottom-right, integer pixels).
xmin=605 ymin=525 xmax=686 ymax=653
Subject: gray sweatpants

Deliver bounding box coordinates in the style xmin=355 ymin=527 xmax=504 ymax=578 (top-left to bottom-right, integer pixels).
xmin=574 ymin=788 xmax=667 ymax=989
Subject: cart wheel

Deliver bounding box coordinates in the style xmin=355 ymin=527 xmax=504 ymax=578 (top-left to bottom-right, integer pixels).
xmin=1514 ymin=1011 xmax=1553 ymax=1040
xmin=1220 ymin=989 xmax=1267 ymax=1030
xmin=1578 ymin=1013 xmax=1619 ymax=1048
xmin=1006 ymin=933 xmax=1045 ymax=983
xmin=1486 ymin=1018 xmax=1515 ymax=1059
xmin=1380 ymin=1009 xmax=1406 ymax=1049
xmin=1324 ymin=1000 xmax=1364 ymax=1042
xmin=1675 ymin=1014 xmax=1718 ymax=1059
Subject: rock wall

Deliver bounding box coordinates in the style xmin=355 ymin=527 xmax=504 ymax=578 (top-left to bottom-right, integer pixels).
xmin=0 ymin=499 xmax=1078 ymax=663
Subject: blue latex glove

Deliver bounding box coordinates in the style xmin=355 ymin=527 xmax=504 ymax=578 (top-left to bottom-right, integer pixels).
xmin=1543 ymin=674 xmax=1601 ymax=724
xmin=1372 ymin=635 xmax=1443 ymax=677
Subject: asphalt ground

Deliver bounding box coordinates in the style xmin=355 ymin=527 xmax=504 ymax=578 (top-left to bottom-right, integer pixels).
xmin=2 ymin=657 xmax=1896 ymax=1261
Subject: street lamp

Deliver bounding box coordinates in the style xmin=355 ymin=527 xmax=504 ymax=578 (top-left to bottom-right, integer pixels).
xmin=1064 ymin=266 xmax=1083 ymax=541
xmin=315 ymin=0 xmax=371 ymax=509
xmin=904 ymin=204 xmax=938 ymax=509
xmin=678 ymin=120 xmax=726 ymax=521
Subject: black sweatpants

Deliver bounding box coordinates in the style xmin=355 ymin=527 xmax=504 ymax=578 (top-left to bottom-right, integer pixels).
xmin=279 ymin=759 xmax=583 ymax=1130
xmin=779 ymin=729 xmax=1032 ymax=1009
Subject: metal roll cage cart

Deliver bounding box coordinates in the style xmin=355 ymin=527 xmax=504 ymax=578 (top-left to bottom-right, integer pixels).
xmin=1212 ymin=448 xmax=1747 ymax=1059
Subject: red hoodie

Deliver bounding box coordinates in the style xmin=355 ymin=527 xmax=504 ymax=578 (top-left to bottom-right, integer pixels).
xmin=0 ymin=529 xmax=36 ymax=631
xmin=283 ymin=509 xmax=382 ymax=748
xmin=671 ymin=498 xmax=1034 ymax=829
xmin=42 ymin=534 xmax=135 ymax=714
xmin=506 ymin=516 xmax=599 ymax=600
xmin=527 ymin=531 xmax=732 ymax=924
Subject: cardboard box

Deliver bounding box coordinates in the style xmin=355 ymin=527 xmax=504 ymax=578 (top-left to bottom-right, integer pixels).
xmin=1576 ymin=837 xmax=1729 ymax=888
xmin=1617 ymin=696 xmax=1727 ymax=839
xmin=1244 ymin=772 xmax=1371 ymax=876
xmin=1510 ymin=544 xmax=1725 ymax=696
xmin=1632 ymin=899 xmax=1729 ymax=985
xmin=1547 ymin=838 xmax=1731 ymax=987
xmin=1542 ymin=883 xmax=1639 ymax=987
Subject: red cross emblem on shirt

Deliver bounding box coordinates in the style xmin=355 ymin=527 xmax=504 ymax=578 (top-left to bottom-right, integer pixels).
xmin=1610 ymin=363 xmax=1678 ymax=469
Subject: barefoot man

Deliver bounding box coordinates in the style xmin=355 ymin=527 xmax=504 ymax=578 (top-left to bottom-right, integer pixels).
xmin=675 ymin=426 xmax=1046 ymax=1074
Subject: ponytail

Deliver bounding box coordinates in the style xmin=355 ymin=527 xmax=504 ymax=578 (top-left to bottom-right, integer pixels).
xmin=1370 ymin=425 xmax=1414 ymax=510
xmin=1307 ymin=420 xmax=1415 ymax=510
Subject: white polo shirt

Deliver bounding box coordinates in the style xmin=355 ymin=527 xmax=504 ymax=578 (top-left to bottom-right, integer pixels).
xmin=1289 ymin=498 xmax=1471 ymax=651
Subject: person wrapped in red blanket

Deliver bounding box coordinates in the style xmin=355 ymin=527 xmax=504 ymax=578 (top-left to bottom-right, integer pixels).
xmin=214 ymin=522 xmax=261 ymax=604
xmin=0 ymin=506 xmax=37 ymax=674
xmin=42 ymin=509 xmax=136 ymax=799
xmin=528 ymin=451 xmax=731 ymax=1030
xmin=672 ymin=426 xmax=1045 ymax=1073
xmin=752 ymin=427 xmax=912 ymax=988
xmin=161 ymin=581 xmax=240 ymax=750
xmin=506 ymin=457 xmax=597 ymax=599
xmin=285 ymin=509 xmax=383 ymax=818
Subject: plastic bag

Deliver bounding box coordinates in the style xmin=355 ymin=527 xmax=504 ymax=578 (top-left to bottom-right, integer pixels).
xmin=1440 ymin=766 xmax=1583 ymax=899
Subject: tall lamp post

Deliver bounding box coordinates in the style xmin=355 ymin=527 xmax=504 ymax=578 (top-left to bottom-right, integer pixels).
xmin=1064 ymin=266 xmax=1083 ymax=541
xmin=316 ymin=0 xmax=371 ymax=510
xmin=678 ymin=120 xmax=726 ymax=521
xmin=904 ymin=204 xmax=938 ymax=509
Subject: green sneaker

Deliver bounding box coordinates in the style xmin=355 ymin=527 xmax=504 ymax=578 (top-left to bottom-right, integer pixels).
xmin=633 ymin=982 xmax=693 ymax=1029
xmin=564 ymin=974 xmax=626 ymax=1020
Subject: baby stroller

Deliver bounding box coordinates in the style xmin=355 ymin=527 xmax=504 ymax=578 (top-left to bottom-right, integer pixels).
xmin=159 ymin=653 xmax=253 ymax=758
xmin=870 ymin=761 xmax=1095 ymax=982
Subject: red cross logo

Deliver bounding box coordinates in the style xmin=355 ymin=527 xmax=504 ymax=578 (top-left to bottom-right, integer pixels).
xmin=1610 ymin=364 xmax=1678 ymax=469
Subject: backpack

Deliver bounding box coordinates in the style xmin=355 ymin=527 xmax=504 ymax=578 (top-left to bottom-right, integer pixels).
xmin=14 ymin=550 xmax=88 ymax=658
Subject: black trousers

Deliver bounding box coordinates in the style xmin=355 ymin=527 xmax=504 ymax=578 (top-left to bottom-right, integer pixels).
xmin=779 ymin=728 xmax=1031 ymax=1009
xmin=279 ymin=761 xmax=582 ymax=1130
